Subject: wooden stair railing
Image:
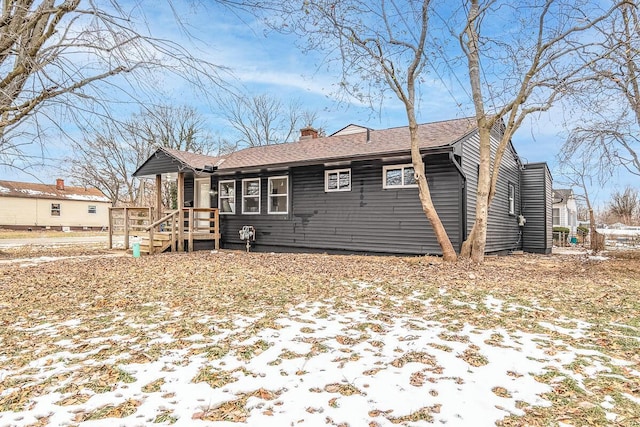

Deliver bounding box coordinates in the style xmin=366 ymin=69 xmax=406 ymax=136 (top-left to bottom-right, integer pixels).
xmin=109 ymin=207 xmax=220 ymax=255
xmin=182 ymin=208 xmax=221 ymax=252
xmin=108 ymin=207 xmax=154 ymax=250
xmin=142 ymin=210 xmax=179 ymax=255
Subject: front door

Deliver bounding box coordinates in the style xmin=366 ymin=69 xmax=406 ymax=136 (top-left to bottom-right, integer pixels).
xmin=194 ymin=178 xmax=211 ymax=231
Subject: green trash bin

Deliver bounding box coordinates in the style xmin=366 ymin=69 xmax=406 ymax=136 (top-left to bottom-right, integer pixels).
xmin=132 ymin=237 xmax=141 ymax=258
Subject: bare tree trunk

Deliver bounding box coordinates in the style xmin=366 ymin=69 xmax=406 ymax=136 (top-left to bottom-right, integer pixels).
xmin=461 ymin=126 xmax=491 ymax=261
xmin=409 ymin=120 xmax=457 ymax=262
xmin=459 ymin=1 xmax=490 ymax=263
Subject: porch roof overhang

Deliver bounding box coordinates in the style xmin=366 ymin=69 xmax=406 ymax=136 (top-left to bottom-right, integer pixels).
xmin=133 ymin=147 xmax=221 ymax=178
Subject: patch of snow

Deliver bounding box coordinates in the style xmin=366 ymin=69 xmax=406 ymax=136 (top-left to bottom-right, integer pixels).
xmin=484 ymin=294 xmax=504 ymax=313
xmin=183 ymin=334 xmax=206 ymax=342
xmin=623 ymin=393 xmax=640 ymax=404
xmin=538 ymin=321 xmax=589 ymax=338
xmin=601 ymin=395 xmax=615 ymax=410
xmin=1 ymin=299 xmax=638 ymax=427
xmin=452 ymin=299 xmax=477 ymax=309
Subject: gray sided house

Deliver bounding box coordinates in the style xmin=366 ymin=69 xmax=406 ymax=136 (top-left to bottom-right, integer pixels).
xmin=133 ymin=117 xmax=552 ymax=255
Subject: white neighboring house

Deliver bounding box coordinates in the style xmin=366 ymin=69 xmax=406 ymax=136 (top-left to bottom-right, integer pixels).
xmin=552 ymin=188 xmax=578 ymax=235
xmin=0 ymin=179 xmax=110 ymax=230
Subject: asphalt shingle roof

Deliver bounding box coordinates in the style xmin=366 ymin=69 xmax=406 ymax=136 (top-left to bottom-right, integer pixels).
xmin=134 ymin=117 xmax=478 ymax=176
xmin=217 ymin=117 xmax=476 ymax=170
xmin=160 ymin=147 xmax=225 ymax=170
xmin=0 ymin=180 xmax=110 ymax=202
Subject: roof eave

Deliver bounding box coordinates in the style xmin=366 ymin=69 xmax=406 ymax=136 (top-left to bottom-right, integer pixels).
xmin=215 ymin=146 xmax=455 ymax=174
xmin=133 ymin=147 xmax=207 ymax=178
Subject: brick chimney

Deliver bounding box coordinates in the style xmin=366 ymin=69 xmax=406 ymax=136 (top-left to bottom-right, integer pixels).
xmin=56 ymin=178 xmax=65 ymax=191
xmin=300 ymin=126 xmax=319 ymax=140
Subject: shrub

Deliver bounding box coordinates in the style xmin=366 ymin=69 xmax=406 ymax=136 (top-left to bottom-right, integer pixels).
xmin=553 ymin=227 xmax=570 ymax=234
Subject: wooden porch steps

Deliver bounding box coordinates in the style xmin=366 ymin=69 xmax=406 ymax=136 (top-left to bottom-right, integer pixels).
xmin=139 ymin=233 xmax=173 ymax=255
xmin=109 ymin=207 xmax=220 ymax=255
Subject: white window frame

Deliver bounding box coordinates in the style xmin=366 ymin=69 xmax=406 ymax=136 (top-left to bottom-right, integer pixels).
xmin=383 ymin=164 xmax=418 ymax=189
xmin=51 ymin=203 xmax=61 ymax=216
xmin=508 ymin=182 xmax=515 ymax=215
xmin=242 ymin=178 xmax=261 ymax=214
xmin=552 ymin=208 xmax=560 ymax=226
xmin=88 ymin=205 xmax=97 ymax=214
xmin=218 ymin=180 xmax=236 ymax=215
xmin=325 ymin=168 xmax=351 ymax=192
xmin=268 ymin=176 xmax=289 ymax=214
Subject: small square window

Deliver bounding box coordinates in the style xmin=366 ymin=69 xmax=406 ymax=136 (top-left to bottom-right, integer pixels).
xmin=51 ymin=203 xmax=61 ymax=216
xmin=88 ymin=205 xmax=97 ymax=214
xmin=325 ymin=169 xmax=351 ymax=192
xmin=383 ymin=164 xmax=418 ymax=189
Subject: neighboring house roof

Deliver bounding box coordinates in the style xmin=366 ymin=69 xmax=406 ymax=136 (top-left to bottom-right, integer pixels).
xmin=552 ymin=188 xmax=573 ymax=204
xmin=330 ymin=124 xmax=372 ymax=136
xmin=0 ymin=180 xmax=110 ymax=202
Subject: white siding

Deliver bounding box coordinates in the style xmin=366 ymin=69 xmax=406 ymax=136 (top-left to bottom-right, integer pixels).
xmin=0 ymin=196 xmax=109 ymax=228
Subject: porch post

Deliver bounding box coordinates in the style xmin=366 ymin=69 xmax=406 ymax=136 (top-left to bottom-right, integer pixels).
xmin=177 ymin=172 xmax=184 ymax=252
xmin=155 ymin=174 xmax=162 ymax=221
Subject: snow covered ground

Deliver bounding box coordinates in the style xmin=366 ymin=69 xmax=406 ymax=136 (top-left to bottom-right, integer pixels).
xmin=1 ymin=287 xmax=638 ymax=427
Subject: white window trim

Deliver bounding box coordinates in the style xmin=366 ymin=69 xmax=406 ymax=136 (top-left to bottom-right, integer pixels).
xmin=88 ymin=205 xmax=97 ymax=214
xmin=383 ymin=164 xmax=418 ymax=189
xmin=325 ymin=168 xmax=351 ymax=192
xmin=508 ymin=182 xmax=515 ymax=215
xmin=268 ymin=175 xmax=289 ymax=214
xmin=242 ymin=178 xmax=261 ymax=215
xmin=218 ymin=180 xmax=236 ymax=215
xmin=51 ymin=203 xmax=61 ymax=217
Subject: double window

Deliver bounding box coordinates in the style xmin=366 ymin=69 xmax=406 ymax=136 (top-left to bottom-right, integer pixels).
xmin=219 ymin=180 xmax=236 ymax=214
xmin=268 ymin=176 xmax=288 ymax=214
xmin=383 ymin=164 xmax=417 ymax=188
xmin=325 ymin=169 xmax=351 ymax=192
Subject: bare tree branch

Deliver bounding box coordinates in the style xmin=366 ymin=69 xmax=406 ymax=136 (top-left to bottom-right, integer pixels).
xmin=0 ymin=0 xmax=227 ymax=172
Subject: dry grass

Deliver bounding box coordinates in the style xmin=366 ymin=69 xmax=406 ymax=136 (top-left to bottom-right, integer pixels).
xmin=0 ymin=245 xmax=638 ymax=425
xmin=0 ymin=229 xmax=104 ymax=239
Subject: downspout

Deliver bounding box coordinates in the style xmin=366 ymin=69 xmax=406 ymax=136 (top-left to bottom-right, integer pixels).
xmin=448 ymin=152 xmax=467 ymax=249
xmin=518 ymin=165 xmax=524 ymax=251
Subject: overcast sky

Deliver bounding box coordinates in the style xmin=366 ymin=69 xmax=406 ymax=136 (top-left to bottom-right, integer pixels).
xmin=1 ymin=1 xmax=635 ymax=208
